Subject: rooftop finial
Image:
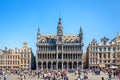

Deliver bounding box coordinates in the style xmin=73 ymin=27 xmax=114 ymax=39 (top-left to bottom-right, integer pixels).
xmin=80 ymin=26 xmax=83 ymax=36
xmin=58 ymin=11 xmax=62 ymax=24
xmin=37 ymin=26 xmax=40 ymax=35
xmin=23 ymin=42 xmax=27 ymax=46
xmin=23 ymin=42 xmax=28 ymax=48
xmin=79 ymin=26 xmax=83 ymax=43
xmin=38 ymin=26 xmax=40 ymax=32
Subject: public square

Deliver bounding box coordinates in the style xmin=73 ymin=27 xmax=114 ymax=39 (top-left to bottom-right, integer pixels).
xmin=2 ymin=71 xmax=119 ymax=80
xmin=0 ymin=0 xmax=120 ymax=80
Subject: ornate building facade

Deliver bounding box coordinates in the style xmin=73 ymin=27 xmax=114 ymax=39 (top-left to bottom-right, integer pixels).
xmin=0 ymin=48 xmax=20 ymax=70
xmin=0 ymin=43 xmax=33 ymax=70
xmin=20 ymin=43 xmax=33 ymax=70
xmin=87 ymin=33 xmax=120 ymax=69
xmin=36 ymin=18 xmax=84 ymax=70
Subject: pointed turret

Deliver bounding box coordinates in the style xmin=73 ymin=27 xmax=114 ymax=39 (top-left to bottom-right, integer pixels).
xmin=37 ymin=26 xmax=40 ymax=40
xmin=57 ymin=18 xmax=63 ymax=36
xmin=23 ymin=42 xmax=28 ymax=48
xmin=79 ymin=26 xmax=83 ymax=43
xmin=37 ymin=26 xmax=40 ymax=36
xmin=80 ymin=26 xmax=83 ymax=36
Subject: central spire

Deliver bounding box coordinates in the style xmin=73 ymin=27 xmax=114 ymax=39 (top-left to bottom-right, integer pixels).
xmin=57 ymin=18 xmax=63 ymax=36
xmin=58 ymin=18 xmax=62 ymax=24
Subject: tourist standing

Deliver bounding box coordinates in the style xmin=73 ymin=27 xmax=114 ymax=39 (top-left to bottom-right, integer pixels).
xmin=84 ymin=75 xmax=88 ymax=80
xmin=38 ymin=71 xmax=40 ymax=78
xmin=3 ymin=73 xmax=7 ymax=80
xmin=64 ymin=74 xmax=68 ymax=80
xmin=113 ymin=71 xmax=116 ymax=78
xmin=44 ymin=72 xmax=47 ymax=80
xmin=118 ymin=72 xmax=120 ymax=80
xmin=108 ymin=71 xmax=112 ymax=80
xmin=48 ymin=72 xmax=51 ymax=80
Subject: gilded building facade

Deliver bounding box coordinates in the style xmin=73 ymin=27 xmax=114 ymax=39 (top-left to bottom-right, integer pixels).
xmin=20 ymin=43 xmax=32 ymax=70
xmin=36 ymin=18 xmax=84 ymax=70
xmin=87 ymin=33 xmax=120 ymax=69
xmin=0 ymin=43 xmax=33 ymax=70
xmin=0 ymin=48 xmax=20 ymax=70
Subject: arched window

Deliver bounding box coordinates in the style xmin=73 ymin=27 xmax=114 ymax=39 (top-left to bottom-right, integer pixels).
xmin=104 ymin=54 xmax=106 ymax=58
xmin=58 ymin=53 xmax=62 ymax=59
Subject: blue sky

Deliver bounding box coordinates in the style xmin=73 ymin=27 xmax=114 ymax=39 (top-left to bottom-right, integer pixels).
xmin=0 ymin=0 xmax=120 ymax=55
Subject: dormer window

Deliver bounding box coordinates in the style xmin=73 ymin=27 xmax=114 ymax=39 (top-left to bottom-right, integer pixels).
xmin=104 ymin=47 xmax=106 ymax=51
xmin=101 ymin=37 xmax=109 ymax=45
xmin=103 ymin=41 xmax=106 ymax=45
xmin=108 ymin=47 xmax=110 ymax=51
xmin=99 ymin=48 xmax=102 ymax=51
xmin=24 ymin=49 xmax=26 ymax=52
xmin=113 ymin=47 xmax=116 ymax=51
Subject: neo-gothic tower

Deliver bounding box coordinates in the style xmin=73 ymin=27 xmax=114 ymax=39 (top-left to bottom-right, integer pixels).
xmin=57 ymin=18 xmax=63 ymax=36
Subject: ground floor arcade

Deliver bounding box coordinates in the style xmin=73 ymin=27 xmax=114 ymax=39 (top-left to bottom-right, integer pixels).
xmin=37 ymin=61 xmax=82 ymax=70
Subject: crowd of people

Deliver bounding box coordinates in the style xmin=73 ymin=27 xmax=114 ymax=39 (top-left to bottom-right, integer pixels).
xmin=0 ymin=71 xmax=8 ymax=80
xmin=0 ymin=68 xmax=120 ymax=80
xmin=0 ymin=69 xmax=88 ymax=80
xmin=90 ymin=68 xmax=120 ymax=80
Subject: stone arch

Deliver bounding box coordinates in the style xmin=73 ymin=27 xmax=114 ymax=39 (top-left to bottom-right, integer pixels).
xmin=70 ymin=53 xmax=72 ymax=59
xmin=38 ymin=61 xmax=41 ymax=69
xmin=48 ymin=54 xmax=50 ymax=59
xmin=58 ymin=53 xmax=62 ymax=59
xmin=43 ymin=54 xmax=45 ymax=59
xmin=53 ymin=62 xmax=56 ymax=69
xmin=43 ymin=62 xmax=46 ymax=69
xmin=68 ymin=62 xmax=72 ymax=69
xmin=78 ymin=62 xmax=81 ymax=69
xmin=48 ymin=62 xmax=51 ymax=69
xmin=58 ymin=62 xmax=62 ymax=69
xmin=73 ymin=62 xmax=77 ymax=69
xmin=45 ymin=54 xmax=47 ymax=59
xmin=63 ymin=62 xmax=67 ymax=69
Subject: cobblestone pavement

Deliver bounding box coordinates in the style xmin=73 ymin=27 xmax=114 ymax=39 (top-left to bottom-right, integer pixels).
xmin=4 ymin=72 xmax=120 ymax=80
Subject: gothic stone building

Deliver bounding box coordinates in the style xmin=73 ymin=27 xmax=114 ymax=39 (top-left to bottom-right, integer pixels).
xmin=36 ymin=18 xmax=84 ymax=70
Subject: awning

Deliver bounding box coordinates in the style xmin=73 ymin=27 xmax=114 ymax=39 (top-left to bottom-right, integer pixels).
xmin=109 ymin=65 xmax=118 ymax=69
xmin=99 ymin=63 xmax=105 ymax=67
xmin=118 ymin=66 xmax=120 ymax=69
